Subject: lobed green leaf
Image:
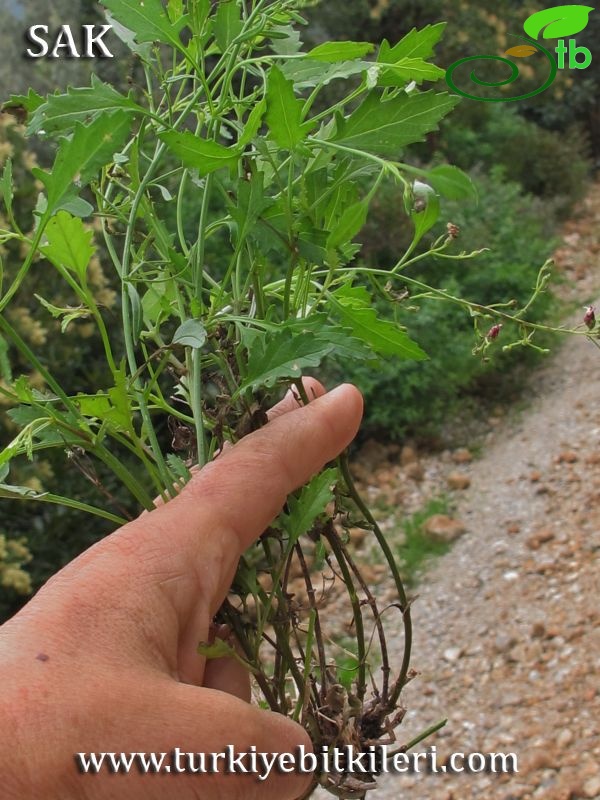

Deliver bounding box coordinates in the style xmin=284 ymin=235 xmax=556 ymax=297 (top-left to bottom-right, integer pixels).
xmin=28 ymin=75 xmax=145 ymax=135
xmin=240 ymin=326 xmax=335 ymax=393
xmin=307 ymin=41 xmax=374 ymax=62
xmin=2 ymin=89 xmax=45 ymax=119
xmin=159 ymin=131 xmax=242 ymax=176
xmin=378 ymin=23 xmax=446 ymax=63
xmin=281 ymin=59 xmax=371 ymax=90
xmin=75 ymin=368 xmax=132 ymax=432
xmin=214 ymin=0 xmax=244 ymax=51
xmin=282 ymin=468 xmax=338 ymax=542
xmin=332 ymin=285 xmax=427 ymax=360
xmin=33 ymin=111 xmax=132 ymax=217
xmin=101 ymin=0 xmax=187 ymax=49
xmin=142 ymin=281 xmax=178 ymax=326
xmin=332 ymin=90 xmax=459 ymax=157
xmin=238 ymin=99 xmax=266 ymax=147
xmin=270 ymin=23 xmax=303 ymax=56
xmin=284 ymin=315 xmax=374 ymax=362
xmin=40 ymin=211 xmax=96 ymax=280
xmin=377 ymin=57 xmax=446 ymax=87
xmin=327 ymin=199 xmax=369 ymax=249
xmin=265 ymin=66 xmax=314 ymax=151
xmin=104 ymin=11 xmax=153 ymax=57
xmin=227 ymin=171 xmax=272 ymax=246
xmin=35 ymin=295 xmax=91 ymax=334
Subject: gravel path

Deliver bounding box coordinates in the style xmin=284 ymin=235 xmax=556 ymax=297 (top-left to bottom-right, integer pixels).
xmin=367 ymin=186 xmax=600 ymax=800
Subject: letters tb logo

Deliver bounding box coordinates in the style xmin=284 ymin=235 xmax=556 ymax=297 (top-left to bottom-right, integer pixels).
xmin=555 ymin=39 xmax=592 ymax=69
xmin=525 ymin=5 xmax=593 ymax=69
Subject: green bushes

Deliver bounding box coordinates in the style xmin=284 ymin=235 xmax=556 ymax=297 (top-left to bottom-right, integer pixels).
xmin=441 ymin=106 xmax=591 ymax=217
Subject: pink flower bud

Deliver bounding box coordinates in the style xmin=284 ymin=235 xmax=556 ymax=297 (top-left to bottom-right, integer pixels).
xmin=447 ymin=222 xmax=460 ymax=240
xmin=487 ymin=324 xmax=503 ymax=341
xmin=584 ymin=306 xmax=596 ymax=330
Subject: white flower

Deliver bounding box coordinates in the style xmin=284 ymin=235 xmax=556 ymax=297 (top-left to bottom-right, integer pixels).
xmin=412 ymin=180 xmax=435 ymax=198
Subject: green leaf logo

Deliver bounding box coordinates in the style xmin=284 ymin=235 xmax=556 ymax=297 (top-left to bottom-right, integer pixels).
xmin=523 ymin=5 xmax=594 ymax=40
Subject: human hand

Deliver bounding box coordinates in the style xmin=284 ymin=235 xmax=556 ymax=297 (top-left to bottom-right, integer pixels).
xmin=0 ymin=381 xmax=363 ymax=800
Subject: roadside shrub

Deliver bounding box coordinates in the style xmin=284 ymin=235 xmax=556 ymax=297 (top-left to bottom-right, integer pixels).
xmin=441 ymin=107 xmax=591 ymax=217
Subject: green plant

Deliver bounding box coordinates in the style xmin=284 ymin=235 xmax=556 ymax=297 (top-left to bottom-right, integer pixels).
xmin=398 ymin=496 xmax=452 ymax=584
xmin=441 ymin=106 xmax=591 ymax=216
xmin=0 ymin=2 xmax=592 ymax=795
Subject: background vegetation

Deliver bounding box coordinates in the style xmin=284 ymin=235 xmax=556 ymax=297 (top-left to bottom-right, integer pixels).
xmin=0 ymin=0 xmax=595 ymax=620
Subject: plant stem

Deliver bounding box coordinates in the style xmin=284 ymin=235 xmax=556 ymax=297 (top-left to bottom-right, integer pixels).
xmin=387 ymin=718 xmax=448 ymax=758
xmin=0 ymin=220 xmax=47 ymax=313
xmin=338 ymin=453 xmax=412 ymax=705
xmin=119 ymin=140 xmax=173 ymax=497
xmin=0 ymin=490 xmax=128 ymax=526
xmin=321 ymin=527 xmax=367 ymax=700
xmin=189 ymin=347 xmax=207 ymax=466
